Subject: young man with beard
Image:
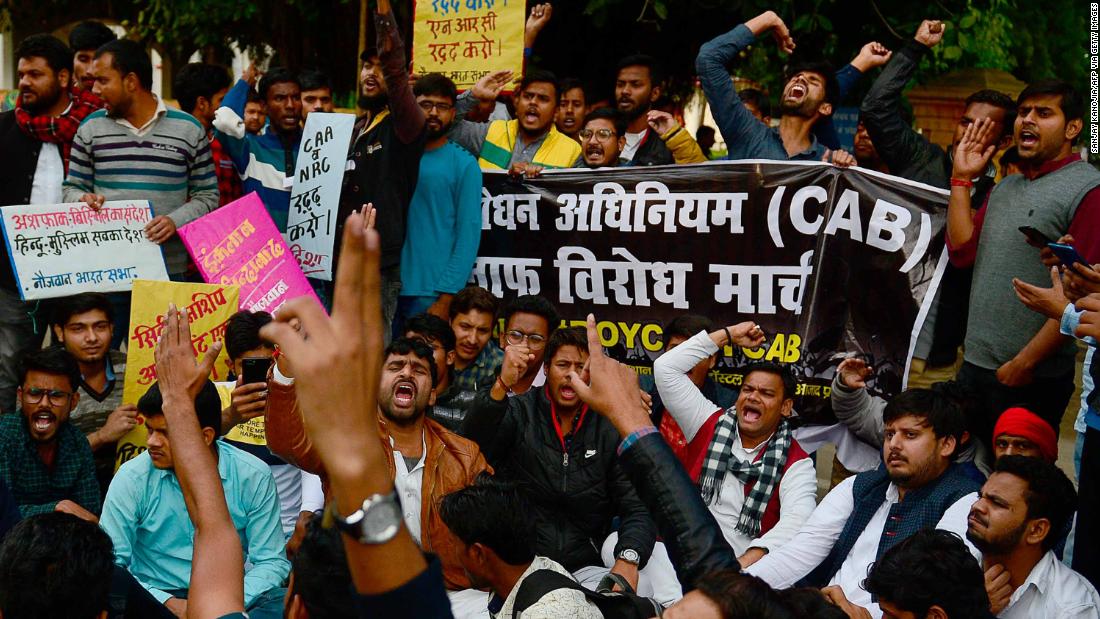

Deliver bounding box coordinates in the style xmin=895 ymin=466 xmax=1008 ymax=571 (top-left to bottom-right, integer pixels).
xmin=68 ymin=20 xmax=116 ymax=93
xmin=746 ymin=388 xmax=981 ymax=616
xmin=613 ymin=54 xmax=674 ymax=166
xmin=174 ymin=62 xmax=239 ymax=207
xmin=213 ymin=66 xmax=302 ymax=231
xmin=556 ymin=77 xmax=587 ymax=142
xmin=449 ymin=286 xmax=504 ymax=392
xmin=948 ymin=80 xmax=1100 ymax=449
xmin=966 ymin=456 xmax=1098 ymax=617
xmin=51 ymin=293 xmax=135 ymax=496
xmin=462 ymin=327 xmax=661 ymax=598
xmin=100 ymin=380 xmax=289 ymax=618
xmin=0 ymin=347 xmax=99 ymax=522
xmin=393 ymin=74 xmax=482 ymax=335
xmin=653 ymin=323 xmax=816 ymax=568
xmin=578 ymin=108 xmax=708 ymax=168
xmin=64 ymin=39 xmax=218 ymax=281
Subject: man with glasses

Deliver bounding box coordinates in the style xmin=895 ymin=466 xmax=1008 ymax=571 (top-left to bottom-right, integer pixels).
xmin=393 ymin=73 xmax=482 ymax=336
xmin=490 ymin=295 xmax=561 ymax=398
xmin=0 ymin=347 xmax=100 ymax=522
xmin=578 ymin=108 xmax=708 ymax=169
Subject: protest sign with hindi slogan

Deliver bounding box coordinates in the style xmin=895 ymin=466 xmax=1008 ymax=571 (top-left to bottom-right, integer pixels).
xmin=179 ymin=192 xmax=320 ymax=314
xmin=413 ymin=0 xmax=525 ymax=90
xmin=115 ymin=279 xmax=239 ymax=470
xmin=286 ymin=112 xmax=355 ymax=281
xmin=0 ymin=200 xmax=168 ymax=300
xmin=476 ymin=161 xmax=950 ymax=426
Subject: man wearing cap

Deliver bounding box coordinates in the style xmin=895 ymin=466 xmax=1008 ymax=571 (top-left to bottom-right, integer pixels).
xmin=992 ymin=407 xmax=1058 ymax=463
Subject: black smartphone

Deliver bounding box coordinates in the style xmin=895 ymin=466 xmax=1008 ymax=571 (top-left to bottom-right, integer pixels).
xmin=1019 ymin=226 xmax=1053 ymax=246
xmin=1047 ymin=242 xmax=1089 ymax=268
xmin=241 ymin=357 xmax=273 ymax=385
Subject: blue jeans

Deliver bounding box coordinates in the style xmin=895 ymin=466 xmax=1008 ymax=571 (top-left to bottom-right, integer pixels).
xmin=165 ymin=586 xmax=286 ymax=619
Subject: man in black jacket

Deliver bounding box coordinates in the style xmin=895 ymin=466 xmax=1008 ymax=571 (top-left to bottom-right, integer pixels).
xmin=461 ymin=326 xmax=663 ymax=598
xmin=614 ymin=54 xmax=674 ymax=166
xmin=860 ymin=18 xmax=1015 ymax=385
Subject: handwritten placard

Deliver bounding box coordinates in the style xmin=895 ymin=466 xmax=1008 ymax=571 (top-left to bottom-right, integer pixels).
xmin=413 ymin=0 xmax=525 ymax=90
xmin=115 ymin=279 xmax=239 ymax=470
xmin=179 ymin=192 xmax=321 ymax=313
xmin=0 ymin=201 xmax=168 ymax=300
xmin=286 ymin=112 xmax=355 ymax=281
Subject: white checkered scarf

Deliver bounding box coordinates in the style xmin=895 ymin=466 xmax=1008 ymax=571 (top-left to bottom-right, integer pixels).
xmin=698 ymin=408 xmax=792 ymax=538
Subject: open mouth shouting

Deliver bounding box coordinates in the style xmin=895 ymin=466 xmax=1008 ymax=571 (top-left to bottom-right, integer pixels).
xmin=522 ymin=107 xmax=541 ymax=125
xmin=559 ymin=384 xmax=577 ymax=403
xmin=1018 ymin=127 xmax=1039 ymax=149
xmin=393 ymin=381 xmax=418 ymax=408
xmin=31 ymin=411 xmax=57 ymax=437
xmin=784 ymin=81 xmax=807 ymax=102
xmin=740 ymin=404 xmax=763 ymax=424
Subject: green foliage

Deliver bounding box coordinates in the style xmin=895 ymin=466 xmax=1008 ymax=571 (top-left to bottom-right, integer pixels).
xmin=927 ymin=0 xmax=1016 ymax=73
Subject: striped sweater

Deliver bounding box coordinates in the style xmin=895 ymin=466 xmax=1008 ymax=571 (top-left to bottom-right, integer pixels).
xmin=62 ymin=104 xmax=219 ymax=275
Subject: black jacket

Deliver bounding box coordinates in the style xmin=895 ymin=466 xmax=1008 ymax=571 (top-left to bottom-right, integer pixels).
xmin=630 ymin=128 xmax=674 ymax=166
xmin=462 ymin=387 xmax=657 ymax=571
xmin=0 ymin=111 xmax=42 ymax=290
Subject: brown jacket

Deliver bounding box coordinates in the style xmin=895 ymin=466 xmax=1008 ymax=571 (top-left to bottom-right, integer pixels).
xmin=264 ymin=379 xmax=491 ymax=590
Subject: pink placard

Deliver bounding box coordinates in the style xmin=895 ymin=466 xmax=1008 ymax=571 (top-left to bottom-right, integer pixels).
xmin=178 ymin=192 xmax=321 ymax=314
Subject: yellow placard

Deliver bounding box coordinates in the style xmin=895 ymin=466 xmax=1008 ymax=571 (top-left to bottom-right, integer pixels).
xmin=413 ymin=0 xmax=525 ymax=90
xmin=114 ymin=280 xmax=240 ymax=471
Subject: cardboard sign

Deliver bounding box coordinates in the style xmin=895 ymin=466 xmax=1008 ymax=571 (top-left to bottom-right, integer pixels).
xmin=413 ymin=0 xmax=525 ymax=90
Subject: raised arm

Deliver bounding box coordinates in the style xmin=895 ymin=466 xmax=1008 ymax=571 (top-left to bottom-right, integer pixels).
xmin=264 ymin=375 xmax=325 ymax=474
xmin=211 ymin=78 xmax=255 ymax=174
xmin=375 ymin=0 xmax=424 ymax=144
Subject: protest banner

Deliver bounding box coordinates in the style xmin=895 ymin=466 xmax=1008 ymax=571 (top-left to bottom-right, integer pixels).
xmin=0 ymin=200 xmax=168 ymax=300
xmin=115 ymin=279 xmax=239 ymax=470
xmin=412 ymin=0 xmax=525 ymax=90
xmin=179 ymin=192 xmax=321 ymax=313
xmin=476 ymin=161 xmax=950 ymax=425
xmin=286 ymin=112 xmax=355 ymax=281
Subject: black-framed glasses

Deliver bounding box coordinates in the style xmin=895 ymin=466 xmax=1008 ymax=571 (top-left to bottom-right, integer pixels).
xmin=579 ymin=128 xmax=616 ymax=141
xmin=24 ymin=387 xmax=72 ymax=406
xmin=418 ymin=101 xmax=454 ymax=112
xmin=505 ymin=330 xmax=547 ymax=349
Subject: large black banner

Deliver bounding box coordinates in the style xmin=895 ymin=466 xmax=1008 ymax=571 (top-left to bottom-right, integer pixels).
xmin=474 ymin=161 xmax=949 ymax=425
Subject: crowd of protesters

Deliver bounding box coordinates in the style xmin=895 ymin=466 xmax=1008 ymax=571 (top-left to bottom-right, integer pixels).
xmin=1 ymin=1 xmax=1099 ymax=618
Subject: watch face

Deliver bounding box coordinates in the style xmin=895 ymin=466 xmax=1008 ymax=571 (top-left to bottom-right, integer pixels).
xmin=620 ymin=549 xmax=640 ymax=564
xmin=362 ymin=498 xmax=402 ymax=542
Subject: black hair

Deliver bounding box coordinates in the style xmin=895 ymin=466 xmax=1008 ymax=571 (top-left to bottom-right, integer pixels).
xmin=298 ymin=68 xmax=332 ymax=93
xmin=779 ymin=588 xmax=847 ymax=619
xmin=95 ymin=39 xmax=152 ymax=90
xmin=929 ymin=380 xmax=982 ymax=445
xmin=258 ymin=66 xmax=300 ymax=101
xmin=449 ymin=286 xmax=499 ymax=321
xmin=384 ymin=337 xmax=438 ymax=388
xmin=694 ymin=569 xmax=792 ymax=619
xmin=246 ymin=89 xmax=265 ymax=105
xmin=1018 ymin=79 xmax=1084 ymax=123
xmin=413 ymin=72 xmax=458 ymax=102
xmin=502 ymin=295 xmax=560 ymax=335
xmin=224 ymin=310 xmax=274 ymax=362
xmin=545 ymin=326 xmax=588 ymax=364
xmin=662 ymin=314 xmax=715 ymax=347
xmin=559 ymin=77 xmax=586 ymax=99
xmin=743 ymin=361 xmax=796 ymax=401
xmin=15 ymin=34 xmax=73 ymax=76
xmin=616 ymin=54 xmax=665 ymax=87
xmin=68 ymin=20 xmax=116 ymax=53
xmin=965 ymin=89 xmax=1017 ymax=138
xmin=439 ymin=474 xmax=535 ymax=565
xmin=291 ymin=513 xmax=357 ymax=617
xmin=582 ymin=107 xmax=627 ymax=137
xmin=785 ymin=59 xmax=839 ymax=107
xmin=696 ymin=125 xmax=717 ymax=139
xmin=138 ymin=380 xmax=224 ymax=439
xmin=519 ymin=68 xmax=559 ymax=100
xmin=19 ymin=346 xmax=81 ymax=393
xmin=50 ymin=292 xmax=114 ymax=329
xmin=883 ymin=388 xmax=967 ymax=455
xmin=0 ymin=513 xmax=115 ymax=619
xmin=863 ymin=529 xmax=990 ymax=618
xmin=405 ymin=313 xmax=456 ymax=353
xmin=738 ymin=88 xmax=772 ymax=118
xmin=993 ymin=455 xmax=1077 ymax=551
xmin=172 ymin=63 xmax=231 ymax=115
xmin=1000 ymin=145 xmax=1021 ymax=168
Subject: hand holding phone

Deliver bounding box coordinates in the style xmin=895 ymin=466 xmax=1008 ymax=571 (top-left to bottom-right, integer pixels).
xmin=241 ymin=357 xmax=274 ymax=385
xmin=1046 ymin=242 xmax=1088 ymax=268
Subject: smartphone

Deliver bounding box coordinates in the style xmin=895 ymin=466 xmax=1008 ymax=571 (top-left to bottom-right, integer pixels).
xmin=241 ymin=357 xmax=273 ymax=385
xmin=1046 ymin=242 xmax=1088 ymax=268
xmin=1019 ymin=226 xmax=1053 ymax=246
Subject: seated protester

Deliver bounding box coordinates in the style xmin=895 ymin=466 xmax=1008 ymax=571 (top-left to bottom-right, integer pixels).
xmin=50 ymin=293 xmax=133 ymax=496
xmin=555 ymin=77 xmax=587 ymax=142
xmin=439 ymin=475 xmax=602 ymax=618
xmin=992 ymin=407 xmax=1058 ymax=463
xmin=967 ymin=456 xmax=1098 ymax=617
xmin=647 ymin=314 xmax=737 ymax=468
xmin=461 ymin=327 xmax=663 ymax=599
xmin=0 ymin=347 xmax=100 ymax=520
xmin=494 ymin=294 xmax=561 ymax=396
xmin=100 ymin=381 xmax=290 ymax=618
xmin=855 ymin=529 xmax=995 ymax=619
xmin=449 ymin=285 xmax=504 ymax=392
xmin=404 ymin=313 xmax=472 ymax=432
xmin=219 ymin=310 xmax=322 ymax=537
xmin=264 ymin=337 xmax=492 ymax=600
xmin=652 ymin=322 xmax=816 ymax=567
xmin=576 ymin=107 xmax=707 ymax=168
xmin=746 ymin=388 xmax=981 ymax=616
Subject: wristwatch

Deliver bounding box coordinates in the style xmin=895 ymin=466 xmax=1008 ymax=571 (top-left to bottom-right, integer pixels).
xmin=326 ymin=491 xmax=403 ymax=545
xmin=617 ymin=548 xmax=641 ymax=565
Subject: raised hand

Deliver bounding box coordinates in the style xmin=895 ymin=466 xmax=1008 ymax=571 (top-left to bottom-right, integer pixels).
xmin=566 ymin=314 xmax=652 ymax=437
xmin=746 ymin=11 xmax=795 ymax=54
xmin=952 ymin=116 xmax=997 ymax=180
xmin=837 ymin=357 xmax=872 ymax=390
xmin=914 ymin=19 xmax=946 ymax=48
xmin=824 ymin=148 xmax=857 ymax=168
xmin=154 ymin=304 xmax=222 ymax=401
xmin=646 ymin=110 xmax=680 ymax=135
xmin=471 ymin=70 xmax=514 ymax=102
xmin=851 ymin=41 xmax=892 ymax=71
xmin=525 ymin=3 xmax=553 ymax=43
xmin=726 ymin=321 xmax=766 ymax=348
